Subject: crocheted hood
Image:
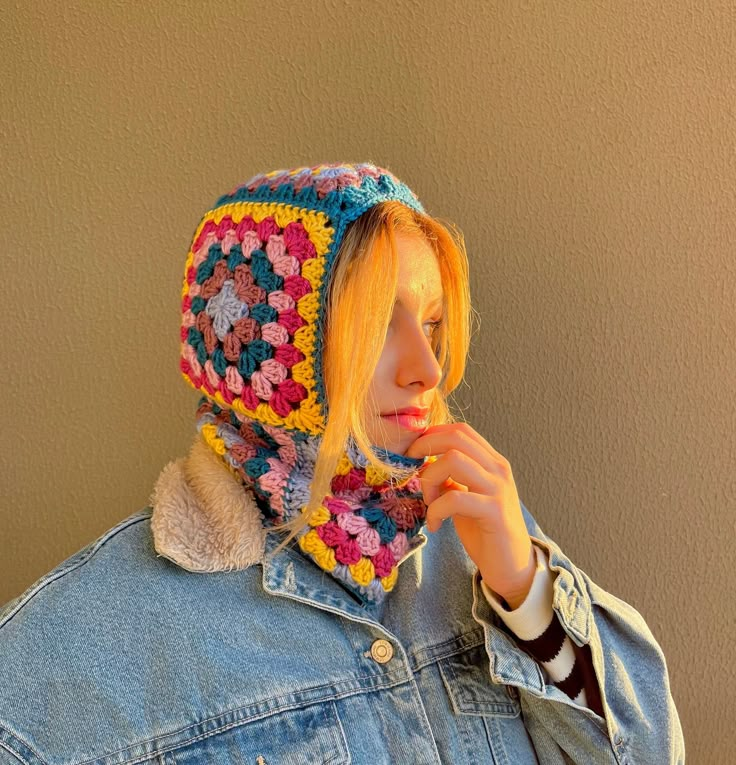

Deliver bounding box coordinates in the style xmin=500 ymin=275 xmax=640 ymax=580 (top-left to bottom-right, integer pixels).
xmin=174 ymin=162 xmax=437 ymax=604
xmin=180 ymin=161 xmax=426 ymax=439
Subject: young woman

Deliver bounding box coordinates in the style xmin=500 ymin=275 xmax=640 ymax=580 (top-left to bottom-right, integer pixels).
xmin=0 ymin=162 xmax=684 ymax=763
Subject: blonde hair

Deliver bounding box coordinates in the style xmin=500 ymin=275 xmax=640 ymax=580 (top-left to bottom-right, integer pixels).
xmin=268 ymin=200 xmax=478 ymax=557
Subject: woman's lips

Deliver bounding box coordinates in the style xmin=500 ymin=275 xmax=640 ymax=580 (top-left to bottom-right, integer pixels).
xmin=381 ymin=413 xmax=429 ymax=432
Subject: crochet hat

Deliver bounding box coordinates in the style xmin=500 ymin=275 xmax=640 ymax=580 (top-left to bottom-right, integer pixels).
xmin=179 ymin=162 xmax=426 ymax=436
xmin=179 ymin=163 xmax=437 ymax=603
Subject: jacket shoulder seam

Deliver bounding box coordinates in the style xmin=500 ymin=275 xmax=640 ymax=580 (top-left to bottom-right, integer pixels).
xmin=0 ymin=508 xmax=153 ymax=629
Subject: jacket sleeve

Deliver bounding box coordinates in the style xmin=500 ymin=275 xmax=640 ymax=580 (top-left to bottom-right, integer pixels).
xmin=470 ymin=499 xmax=685 ymax=765
xmin=480 ymin=541 xmax=605 ymax=718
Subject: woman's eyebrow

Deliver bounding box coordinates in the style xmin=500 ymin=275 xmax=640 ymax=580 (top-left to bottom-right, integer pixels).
xmin=394 ymin=295 xmax=444 ymax=310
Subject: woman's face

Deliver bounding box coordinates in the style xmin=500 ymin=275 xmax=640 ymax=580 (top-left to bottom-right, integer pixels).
xmin=363 ymin=232 xmax=445 ymax=456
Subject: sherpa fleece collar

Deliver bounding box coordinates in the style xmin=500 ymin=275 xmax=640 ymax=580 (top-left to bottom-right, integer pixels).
xmin=149 ymin=435 xmax=268 ymax=573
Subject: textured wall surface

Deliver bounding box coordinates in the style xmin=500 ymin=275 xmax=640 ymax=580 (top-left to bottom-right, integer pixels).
xmin=2 ymin=1 xmax=734 ymax=761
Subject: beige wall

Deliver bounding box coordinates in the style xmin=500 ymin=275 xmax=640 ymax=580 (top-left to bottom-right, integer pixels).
xmin=3 ymin=1 xmax=733 ymax=760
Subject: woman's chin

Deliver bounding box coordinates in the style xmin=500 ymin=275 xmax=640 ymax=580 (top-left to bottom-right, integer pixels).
xmin=367 ymin=416 xmax=424 ymax=457
xmin=371 ymin=433 xmax=419 ymax=458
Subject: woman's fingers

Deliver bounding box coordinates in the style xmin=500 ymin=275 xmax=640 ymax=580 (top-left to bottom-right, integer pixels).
xmin=418 ymin=446 xmax=496 ymax=505
xmin=424 ymin=490 xmax=499 ymax=533
xmin=412 ymin=422 xmax=508 ymax=465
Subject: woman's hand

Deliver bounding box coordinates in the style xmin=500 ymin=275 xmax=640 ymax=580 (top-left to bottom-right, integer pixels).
xmin=405 ymin=422 xmax=536 ymax=609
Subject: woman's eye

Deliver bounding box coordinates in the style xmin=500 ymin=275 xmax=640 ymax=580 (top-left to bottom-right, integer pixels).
xmin=386 ymin=318 xmax=442 ymax=338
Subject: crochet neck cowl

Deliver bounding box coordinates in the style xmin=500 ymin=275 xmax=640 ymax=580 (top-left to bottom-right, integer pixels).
xmin=180 ymin=162 xmax=433 ymax=605
xmin=195 ymin=398 xmax=429 ymax=604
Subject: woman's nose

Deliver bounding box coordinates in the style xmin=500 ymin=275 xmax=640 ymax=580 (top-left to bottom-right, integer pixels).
xmin=399 ymin=326 xmax=442 ymax=390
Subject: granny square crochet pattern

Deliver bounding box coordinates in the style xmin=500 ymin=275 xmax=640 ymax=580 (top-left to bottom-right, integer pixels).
xmin=180 ymin=163 xmax=425 ymax=436
xmin=180 ymin=162 xmax=434 ymax=604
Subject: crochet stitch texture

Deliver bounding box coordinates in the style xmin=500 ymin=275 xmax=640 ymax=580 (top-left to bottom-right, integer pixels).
xmin=180 ymin=162 xmax=435 ymax=604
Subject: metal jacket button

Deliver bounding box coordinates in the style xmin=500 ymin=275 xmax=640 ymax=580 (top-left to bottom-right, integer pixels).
xmin=370 ymin=639 xmax=394 ymax=664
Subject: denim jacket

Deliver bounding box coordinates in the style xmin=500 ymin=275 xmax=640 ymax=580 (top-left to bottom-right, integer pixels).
xmin=0 ymin=436 xmax=684 ymax=764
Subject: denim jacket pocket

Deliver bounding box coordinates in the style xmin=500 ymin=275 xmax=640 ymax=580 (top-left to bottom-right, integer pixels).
xmin=162 ymin=700 xmax=349 ymax=765
xmin=438 ymin=642 xmax=539 ymax=765
xmin=439 ymin=641 xmax=520 ymax=718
